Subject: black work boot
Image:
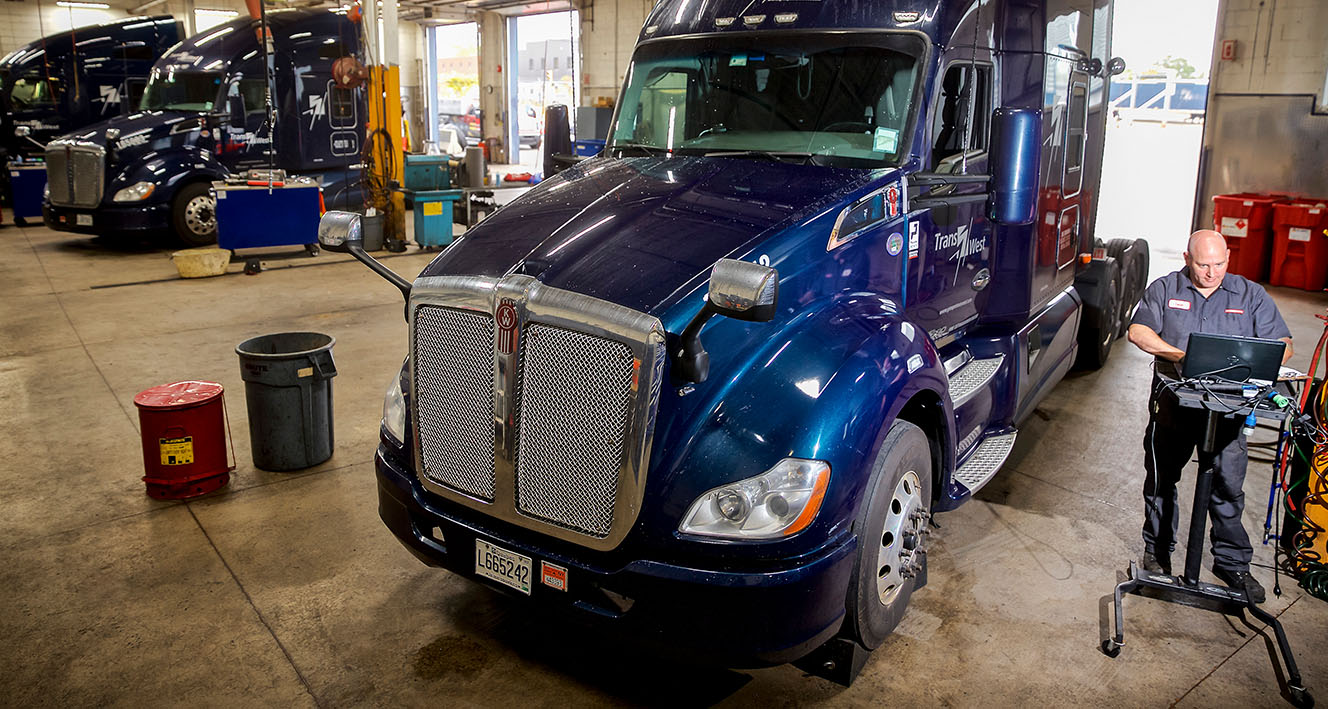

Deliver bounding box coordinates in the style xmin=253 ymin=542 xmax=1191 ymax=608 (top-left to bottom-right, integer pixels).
xmin=1141 ymin=550 xmax=1170 ymax=575
xmin=1213 ymin=567 xmax=1266 ymax=603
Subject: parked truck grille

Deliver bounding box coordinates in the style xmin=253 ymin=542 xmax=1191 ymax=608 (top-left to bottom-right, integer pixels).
xmin=413 ymin=306 xmax=497 ymax=500
xmin=45 ymin=143 xmax=105 ymax=208
xmin=408 ymin=275 xmax=666 ymax=550
xmin=516 ymin=324 xmax=634 ymax=536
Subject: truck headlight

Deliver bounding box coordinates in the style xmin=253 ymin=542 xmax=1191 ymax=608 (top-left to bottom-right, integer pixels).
xmin=382 ymin=367 xmax=407 ymax=445
xmin=112 ymin=181 xmax=155 ymax=202
xmin=679 ymin=458 xmax=830 ymax=540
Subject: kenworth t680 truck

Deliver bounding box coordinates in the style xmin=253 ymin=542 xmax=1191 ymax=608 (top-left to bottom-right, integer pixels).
xmin=43 ymin=9 xmax=365 ymax=245
xmin=319 ymin=0 xmax=1146 ymax=683
xmin=0 ymin=15 xmax=182 ymax=161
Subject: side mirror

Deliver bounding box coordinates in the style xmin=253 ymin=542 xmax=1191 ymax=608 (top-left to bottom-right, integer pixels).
xmin=676 ymin=259 xmax=780 ymax=384
xmin=105 ymin=127 xmax=121 ymax=142
xmin=14 ymin=126 xmax=30 ymax=138
xmin=1107 ymin=57 xmax=1126 ymax=76
xmin=987 ymin=107 xmax=1042 ymax=226
xmin=317 ymin=210 xmax=361 ymax=252
xmin=318 ymin=210 xmax=412 ymax=301
xmin=708 ymin=258 xmax=779 ymax=322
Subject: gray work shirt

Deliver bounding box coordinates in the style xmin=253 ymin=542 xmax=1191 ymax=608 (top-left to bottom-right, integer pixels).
xmin=1130 ymin=268 xmax=1292 ymax=379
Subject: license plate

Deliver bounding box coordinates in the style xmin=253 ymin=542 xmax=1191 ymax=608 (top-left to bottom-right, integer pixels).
xmin=76 ymin=214 xmax=93 ymax=226
xmin=475 ymin=539 xmax=532 ymax=595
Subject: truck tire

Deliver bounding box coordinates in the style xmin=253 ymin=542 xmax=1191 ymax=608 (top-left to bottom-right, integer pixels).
xmin=172 ymin=182 xmax=218 ymax=246
xmin=1106 ymin=238 xmax=1149 ymax=338
xmin=846 ymin=420 xmax=932 ymax=650
xmin=1074 ymin=257 xmax=1122 ymax=370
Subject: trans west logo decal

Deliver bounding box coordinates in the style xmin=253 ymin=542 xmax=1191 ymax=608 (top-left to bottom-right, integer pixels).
xmin=304 ymin=93 xmax=328 ymax=129
xmin=936 ymin=224 xmax=988 ymax=262
xmin=97 ymin=85 xmax=121 ymax=114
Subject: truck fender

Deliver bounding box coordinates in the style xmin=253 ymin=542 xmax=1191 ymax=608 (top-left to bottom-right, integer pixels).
xmin=653 ymin=293 xmax=952 ymax=547
xmin=110 ymin=149 xmax=227 ymax=205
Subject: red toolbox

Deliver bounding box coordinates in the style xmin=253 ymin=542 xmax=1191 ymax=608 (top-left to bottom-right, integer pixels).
xmin=1212 ymin=192 xmax=1285 ymax=282
xmin=1270 ymin=201 xmax=1328 ymax=291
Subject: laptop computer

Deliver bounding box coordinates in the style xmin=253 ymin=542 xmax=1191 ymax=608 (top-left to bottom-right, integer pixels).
xmin=1182 ymin=333 xmax=1286 ymax=384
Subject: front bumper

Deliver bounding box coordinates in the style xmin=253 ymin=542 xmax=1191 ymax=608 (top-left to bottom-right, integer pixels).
xmin=44 ymin=201 xmax=171 ymax=235
xmin=375 ymin=447 xmax=857 ymax=667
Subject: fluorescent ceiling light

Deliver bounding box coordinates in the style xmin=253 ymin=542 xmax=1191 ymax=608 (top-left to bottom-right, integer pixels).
xmin=196 ymin=8 xmax=240 ymax=15
xmin=57 ymin=1 xmax=111 ymax=8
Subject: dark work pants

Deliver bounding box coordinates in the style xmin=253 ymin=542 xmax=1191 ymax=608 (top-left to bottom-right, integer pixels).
xmin=1141 ymin=377 xmax=1252 ymax=572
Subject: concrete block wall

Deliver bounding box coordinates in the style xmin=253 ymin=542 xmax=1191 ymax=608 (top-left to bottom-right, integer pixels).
xmin=577 ymin=0 xmax=652 ymax=107
xmin=1211 ymin=0 xmax=1328 ymax=104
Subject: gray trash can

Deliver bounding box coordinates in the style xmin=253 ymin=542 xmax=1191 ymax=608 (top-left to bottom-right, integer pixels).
xmin=235 ymin=332 xmax=337 ymax=471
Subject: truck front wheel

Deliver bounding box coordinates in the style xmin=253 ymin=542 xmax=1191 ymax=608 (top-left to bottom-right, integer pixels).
xmin=172 ymin=182 xmax=218 ymax=246
xmin=846 ymin=420 xmax=933 ymax=649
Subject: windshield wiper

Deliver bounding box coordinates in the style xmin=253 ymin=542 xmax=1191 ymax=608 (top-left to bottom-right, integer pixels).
xmin=701 ymin=150 xmax=819 ymax=165
xmin=608 ymin=143 xmax=673 ymax=157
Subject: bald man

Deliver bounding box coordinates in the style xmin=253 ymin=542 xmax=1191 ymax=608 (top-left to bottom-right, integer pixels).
xmin=1126 ymin=230 xmax=1293 ymax=602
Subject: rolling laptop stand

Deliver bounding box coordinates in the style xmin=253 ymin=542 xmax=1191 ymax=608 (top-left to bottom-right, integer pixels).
xmin=1103 ymin=385 xmax=1313 ymax=708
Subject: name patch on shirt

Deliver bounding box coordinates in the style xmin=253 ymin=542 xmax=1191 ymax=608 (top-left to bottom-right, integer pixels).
xmin=1225 ymin=308 xmax=1245 ymax=315
xmin=1168 ymin=299 xmax=1191 ymax=310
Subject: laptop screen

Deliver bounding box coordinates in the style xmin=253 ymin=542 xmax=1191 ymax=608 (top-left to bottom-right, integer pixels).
xmin=1181 ymin=333 xmax=1286 ymax=383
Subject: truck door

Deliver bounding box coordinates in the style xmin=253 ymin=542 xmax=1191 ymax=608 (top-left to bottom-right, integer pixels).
xmin=908 ymin=55 xmax=994 ymax=346
xmin=220 ymin=62 xmax=272 ymax=169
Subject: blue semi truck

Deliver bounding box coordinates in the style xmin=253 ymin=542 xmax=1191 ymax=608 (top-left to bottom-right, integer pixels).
xmin=0 ymin=15 xmax=182 ymax=161
xmin=43 ymin=8 xmax=365 ymax=245
xmin=320 ymin=0 xmax=1146 ymax=683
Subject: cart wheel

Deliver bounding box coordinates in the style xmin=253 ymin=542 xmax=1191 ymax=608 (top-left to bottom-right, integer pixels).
xmin=14 ymin=216 xmax=26 ymax=227
xmin=305 ymin=244 xmax=320 ymax=257
xmin=1101 ymin=638 xmax=1121 ymax=657
xmin=1289 ymin=686 xmax=1313 ymax=708
xmin=243 ymin=258 xmax=262 ymax=275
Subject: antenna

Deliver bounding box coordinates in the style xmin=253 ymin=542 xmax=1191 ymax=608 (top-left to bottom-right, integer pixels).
xmin=960 ymin=0 xmax=981 ymax=175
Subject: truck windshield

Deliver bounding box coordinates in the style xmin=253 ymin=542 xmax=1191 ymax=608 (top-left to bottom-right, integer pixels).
xmin=610 ymin=33 xmax=924 ymax=167
xmin=140 ymin=70 xmax=223 ymax=111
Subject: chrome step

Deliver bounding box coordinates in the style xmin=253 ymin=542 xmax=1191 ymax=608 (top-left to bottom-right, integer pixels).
xmin=953 ymin=431 xmax=1018 ymax=494
xmin=947 ymin=355 xmax=1004 ymax=408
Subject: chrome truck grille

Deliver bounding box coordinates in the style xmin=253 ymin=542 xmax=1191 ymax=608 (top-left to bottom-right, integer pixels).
xmin=45 ymin=141 xmax=105 ymax=208
xmin=409 ymin=275 xmax=667 ymax=550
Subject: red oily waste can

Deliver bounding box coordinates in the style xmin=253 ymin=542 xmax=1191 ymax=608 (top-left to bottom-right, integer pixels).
xmin=133 ymin=381 xmax=233 ymax=499
xmin=1270 ymin=201 xmax=1328 ymax=292
xmin=1212 ymin=192 xmax=1284 ymax=282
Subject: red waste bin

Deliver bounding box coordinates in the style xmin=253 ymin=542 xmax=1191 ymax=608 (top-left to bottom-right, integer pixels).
xmin=133 ymin=381 xmax=233 ymax=499
xmin=1212 ymin=192 xmax=1284 ymax=282
xmin=1270 ymin=201 xmax=1328 ymax=292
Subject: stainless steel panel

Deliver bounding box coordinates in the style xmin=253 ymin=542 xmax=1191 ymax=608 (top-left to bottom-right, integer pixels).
xmin=1195 ymin=94 xmax=1328 ymax=230
xmin=516 ymin=324 xmax=634 ymax=537
xmin=412 ymin=305 xmax=497 ymax=501
xmin=45 ymin=141 xmax=105 ymax=208
xmin=408 ymin=274 xmax=666 ymax=551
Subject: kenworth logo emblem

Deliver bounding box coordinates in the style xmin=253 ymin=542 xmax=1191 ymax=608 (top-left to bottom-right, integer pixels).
xmin=496 ymin=300 xmax=519 ymax=354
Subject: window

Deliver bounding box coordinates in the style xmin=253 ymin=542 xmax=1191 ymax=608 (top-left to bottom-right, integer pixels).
xmin=10 ymin=75 xmax=55 ymax=108
xmin=1063 ymin=81 xmax=1088 ymax=194
xmin=610 ymin=33 xmax=924 ymax=167
xmin=552 ymin=57 xmax=559 ymax=69
xmin=930 ymin=63 xmax=991 ymax=169
xmin=330 ymin=87 xmax=356 ymax=127
xmin=238 ymin=78 xmax=267 ymax=115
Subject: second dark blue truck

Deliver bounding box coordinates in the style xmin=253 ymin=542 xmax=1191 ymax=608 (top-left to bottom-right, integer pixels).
xmin=322 ymin=0 xmax=1148 ymax=685
xmin=43 ymin=8 xmax=365 ymax=245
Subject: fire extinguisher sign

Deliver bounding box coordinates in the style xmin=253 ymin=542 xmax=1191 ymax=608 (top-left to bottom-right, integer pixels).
xmin=159 ymin=436 xmax=195 ymax=466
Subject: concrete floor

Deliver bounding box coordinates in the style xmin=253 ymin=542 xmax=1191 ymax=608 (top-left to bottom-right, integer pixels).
xmin=2 ymin=219 xmax=1326 ymax=707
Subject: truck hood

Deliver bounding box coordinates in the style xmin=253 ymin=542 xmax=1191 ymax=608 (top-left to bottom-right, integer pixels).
xmin=53 ymin=110 xmax=207 ymax=163
xmin=420 ymin=156 xmax=879 ymax=314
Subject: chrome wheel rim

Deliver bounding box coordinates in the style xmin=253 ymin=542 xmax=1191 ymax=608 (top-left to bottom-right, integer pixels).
xmin=876 ymin=469 xmax=925 ymax=606
xmin=184 ymin=194 xmax=216 ymax=236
